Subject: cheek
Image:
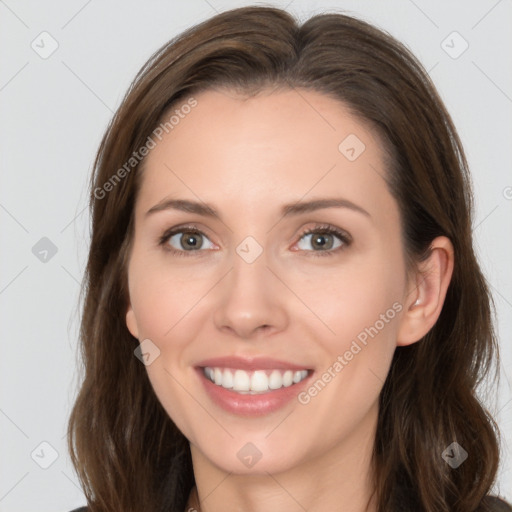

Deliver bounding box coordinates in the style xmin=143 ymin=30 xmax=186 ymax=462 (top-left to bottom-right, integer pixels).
xmin=292 ymin=265 xmax=403 ymax=444
xmin=128 ymin=256 xmax=210 ymax=342
xmin=299 ymin=257 xmax=405 ymax=351
xmin=128 ymin=258 xmax=208 ymax=436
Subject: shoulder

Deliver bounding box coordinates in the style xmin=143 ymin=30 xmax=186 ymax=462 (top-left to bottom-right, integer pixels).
xmin=481 ymin=496 xmax=512 ymax=511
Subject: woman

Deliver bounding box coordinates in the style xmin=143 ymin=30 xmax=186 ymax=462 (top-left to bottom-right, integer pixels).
xmin=67 ymin=6 xmax=511 ymax=512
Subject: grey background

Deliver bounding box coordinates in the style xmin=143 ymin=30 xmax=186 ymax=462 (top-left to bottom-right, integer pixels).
xmin=0 ymin=1 xmax=510 ymax=510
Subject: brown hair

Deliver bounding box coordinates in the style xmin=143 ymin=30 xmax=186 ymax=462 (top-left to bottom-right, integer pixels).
xmin=67 ymin=6 xmax=507 ymax=512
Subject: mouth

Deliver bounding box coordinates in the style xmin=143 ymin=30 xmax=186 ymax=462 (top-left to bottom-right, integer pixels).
xmin=202 ymin=367 xmax=311 ymax=394
xmin=194 ymin=356 xmax=314 ymax=416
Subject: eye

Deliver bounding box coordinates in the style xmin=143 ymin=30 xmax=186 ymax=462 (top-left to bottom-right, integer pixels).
xmin=159 ymin=226 xmax=215 ymax=257
xmin=294 ymin=224 xmax=351 ymax=257
xmin=158 ymin=223 xmax=351 ymax=258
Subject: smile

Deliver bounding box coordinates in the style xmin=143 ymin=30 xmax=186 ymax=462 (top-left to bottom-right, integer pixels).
xmin=203 ymin=367 xmax=310 ymax=394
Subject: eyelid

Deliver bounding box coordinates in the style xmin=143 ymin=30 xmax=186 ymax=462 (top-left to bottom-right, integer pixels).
xmin=293 ymin=224 xmax=351 ymax=247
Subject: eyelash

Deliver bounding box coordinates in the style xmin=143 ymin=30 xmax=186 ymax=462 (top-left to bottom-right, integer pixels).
xmin=157 ymin=223 xmax=352 ymax=258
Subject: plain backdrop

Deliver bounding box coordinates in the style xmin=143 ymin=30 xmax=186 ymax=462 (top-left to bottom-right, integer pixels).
xmin=0 ymin=1 xmax=511 ymax=510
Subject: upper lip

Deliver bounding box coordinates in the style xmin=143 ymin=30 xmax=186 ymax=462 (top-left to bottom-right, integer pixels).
xmin=196 ymin=356 xmax=312 ymax=372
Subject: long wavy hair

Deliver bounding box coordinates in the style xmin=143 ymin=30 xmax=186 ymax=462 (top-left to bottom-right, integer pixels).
xmin=67 ymin=6 xmax=507 ymax=512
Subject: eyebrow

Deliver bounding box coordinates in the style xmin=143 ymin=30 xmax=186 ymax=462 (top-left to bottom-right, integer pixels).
xmin=145 ymin=197 xmax=371 ymax=220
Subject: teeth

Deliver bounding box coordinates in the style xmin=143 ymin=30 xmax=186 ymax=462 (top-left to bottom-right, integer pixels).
xmin=233 ymin=369 xmax=250 ymax=391
xmin=251 ymin=370 xmax=268 ymax=392
xmin=203 ymin=367 xmax=309 ymax=393
xmin=221 ymin=368 xmax=233 ymax=389
xmin=282 ymin=370 xmax=293 ymax=387
xmin=269 ymin=370 xmax=283 ymax=390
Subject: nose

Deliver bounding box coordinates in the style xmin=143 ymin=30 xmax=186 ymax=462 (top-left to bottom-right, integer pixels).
xmin=213 ymin=246 xmax=289 ymax=340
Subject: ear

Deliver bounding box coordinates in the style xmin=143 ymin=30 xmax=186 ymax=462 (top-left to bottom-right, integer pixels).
xmin=396 ymin=236 xmax=454 ymax=346
xmin=126 ymin=304 xmax=140 ymax=340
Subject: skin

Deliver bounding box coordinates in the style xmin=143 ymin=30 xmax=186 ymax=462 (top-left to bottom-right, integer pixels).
xmin=125 ymin=87 xmax=454 ymax=512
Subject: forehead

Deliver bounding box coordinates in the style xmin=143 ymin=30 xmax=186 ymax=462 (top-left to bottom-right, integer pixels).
xmin=135 ymin=87 xmax=394 ymax=221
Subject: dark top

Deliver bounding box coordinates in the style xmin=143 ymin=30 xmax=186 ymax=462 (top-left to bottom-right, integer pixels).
xmin=484 ymin=497 xmax=512 ymax=511
xmin=69 ymin=496 xmax=512 ymax=511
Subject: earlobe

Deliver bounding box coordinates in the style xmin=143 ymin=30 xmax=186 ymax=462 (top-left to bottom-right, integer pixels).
xmin=396 ymin=236 xmax=454 ymax=346
xmin=126 ymin=306 xmax=139 ymax=340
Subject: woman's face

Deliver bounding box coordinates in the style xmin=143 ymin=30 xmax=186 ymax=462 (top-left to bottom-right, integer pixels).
xmin=125 ymin=88 xmax=413 ymax=475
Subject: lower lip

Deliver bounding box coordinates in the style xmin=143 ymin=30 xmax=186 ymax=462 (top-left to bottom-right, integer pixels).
xmin=196 ymin=368 xmax=313 ymax=417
